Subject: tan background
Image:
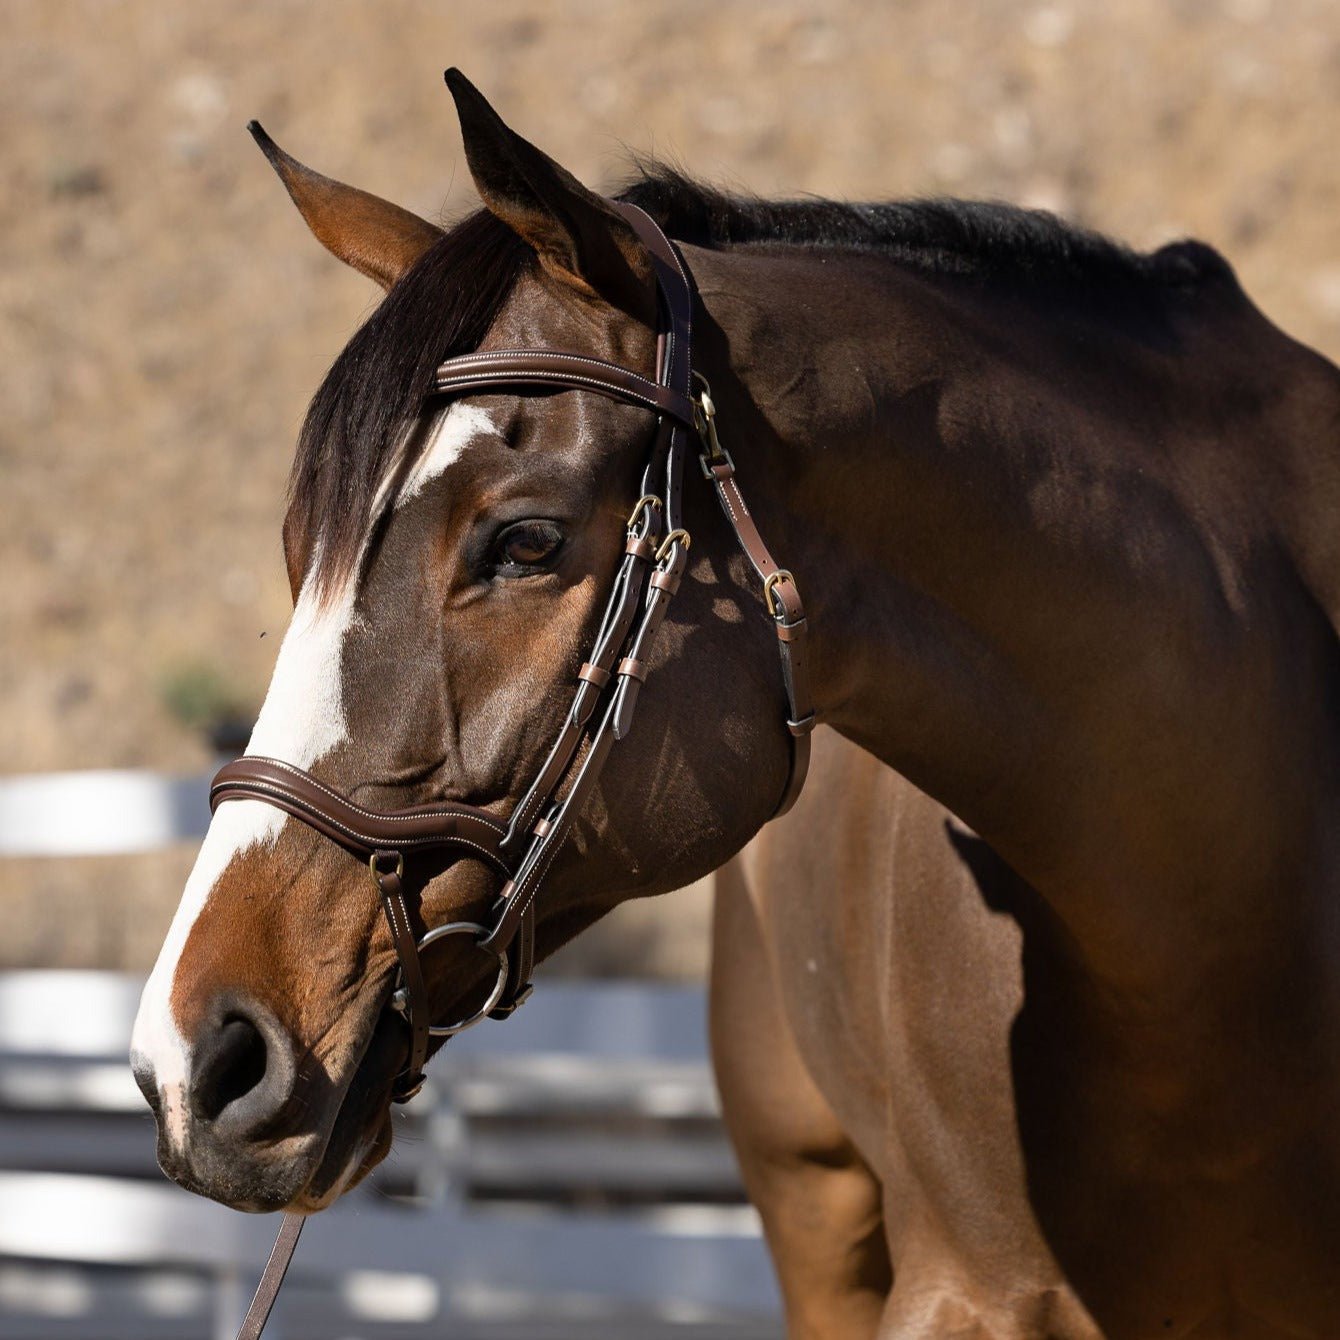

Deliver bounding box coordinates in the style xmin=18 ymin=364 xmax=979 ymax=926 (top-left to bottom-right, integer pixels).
xmin=3 ymin=0 xmax=1338 ymax=972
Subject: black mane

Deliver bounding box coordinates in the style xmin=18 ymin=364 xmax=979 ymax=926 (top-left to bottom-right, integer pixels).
xmin=291 ymin=163 xmax=1234 ymax=591
xmin=620 ymin=163 xmax=1232 ymax=290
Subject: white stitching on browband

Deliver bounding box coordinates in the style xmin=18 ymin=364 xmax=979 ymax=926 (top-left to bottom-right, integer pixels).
xmin=437 ymin=350 xmax=646 ymax=374
xmin=435 ymin=351 xmax=668 ymax=395
xmin=436 ymin=369 xmax=665 ymax=402
xmin=434 ymin=370 xmax=690 ymax=420
xmin=239 ymin=758 xmax=507 ymax=835
xmin=212 ymin=781 xmax=508 ymax=870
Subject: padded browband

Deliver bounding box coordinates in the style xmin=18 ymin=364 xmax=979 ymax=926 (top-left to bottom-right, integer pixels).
xmin=434 ymin=350 xmax=696 ymax=426
xmin=210 ymin=756 xmax=510 ymax=874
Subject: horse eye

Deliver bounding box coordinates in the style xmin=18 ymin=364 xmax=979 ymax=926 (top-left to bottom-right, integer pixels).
xmin=493 ymin=520 xmax=565 ymax=574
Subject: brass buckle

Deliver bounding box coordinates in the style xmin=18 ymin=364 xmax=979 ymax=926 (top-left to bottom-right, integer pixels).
xmin=625 ymin=493 xmax=662 ymax=534
xmin=699 ymin=446 xmax=736 ymax=480
xmin=655 ymin=528 xmax=691 ymax=563
xmin=763 ymin=569 xmax=798 ymax=618
xmin=693 ymin=373 xmax=734 ymax=479
xmin=369 ymin=850 xmax=405 ymax=882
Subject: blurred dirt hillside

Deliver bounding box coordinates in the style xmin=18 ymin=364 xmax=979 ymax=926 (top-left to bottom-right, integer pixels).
xmin=3 ymin=0 xmax=1340 ymax=971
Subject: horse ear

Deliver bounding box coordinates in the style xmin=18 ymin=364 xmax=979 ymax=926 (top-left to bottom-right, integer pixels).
xmin=444 ymin=69 xmax=655 ymax=321
xmin=248 ymin=122 xmax=443 ymax=292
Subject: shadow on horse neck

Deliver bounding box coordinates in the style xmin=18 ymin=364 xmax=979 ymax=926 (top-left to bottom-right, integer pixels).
xmin=678 ymin=196 xmax=1340 ymax=1002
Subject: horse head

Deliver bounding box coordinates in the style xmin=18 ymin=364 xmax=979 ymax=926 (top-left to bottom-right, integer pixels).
xmin=130 ymin=72 xmax=796 ymax=1212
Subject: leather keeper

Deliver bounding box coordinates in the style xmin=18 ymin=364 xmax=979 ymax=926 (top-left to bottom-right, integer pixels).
xmin=577 ymin=662 xmax=611 ymax=688
xmin=776 ymin=617 xmax=807 ymax=642
xmin=787 ymin=713 xmax=817 ymax=737
xmin=617 ymin=657 xmax=647 ymax=683
xmin=648 ymin=568 xmax=681 ymax=593
xmin=624 ymin=535 xmax=657 ymax=561
xmin=532 ymin=816 xmax=554 ymax=839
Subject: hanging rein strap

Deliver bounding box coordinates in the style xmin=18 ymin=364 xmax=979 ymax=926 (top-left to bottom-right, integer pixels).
xmin=217 ymin=203 xmax=813 ymax=1340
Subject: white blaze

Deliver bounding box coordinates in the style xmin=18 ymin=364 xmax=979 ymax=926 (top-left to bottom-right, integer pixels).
xmin=399 ymin=403 xmax=494 ymax=500
xmin=130 ymin=403 xmax=494 ymax=1136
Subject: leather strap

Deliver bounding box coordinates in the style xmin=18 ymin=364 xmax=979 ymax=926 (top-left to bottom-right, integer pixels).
xmin=498 ymin=498 xmax=662 ymax=861
xmin=235 ymin=1212 xmax=304 ymax=1340
xmin=211 ymin=756 xmax=509 ymax=872
xmin=434 ymin=350 xmax=696 ymax=427
xmin=479 ymin=534 xmax=691 ymax=957
xmin=700 ymin=433 xmax=815 ymax=814
xmin=371 ymin=854 xmax=429 ymax=1096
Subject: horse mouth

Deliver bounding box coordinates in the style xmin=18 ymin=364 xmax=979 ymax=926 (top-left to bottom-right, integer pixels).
xmin=293 ymin=957 xmax=508 ymax=1209
xmin=296 ymin=1112 xmax=393 ymax=1210
xmin=287 ymin=1008 xmax=407 ymax=1211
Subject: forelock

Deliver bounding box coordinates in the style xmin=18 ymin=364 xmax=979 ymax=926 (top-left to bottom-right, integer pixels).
xmin=286 ymin=209 xmax=531 ymax=599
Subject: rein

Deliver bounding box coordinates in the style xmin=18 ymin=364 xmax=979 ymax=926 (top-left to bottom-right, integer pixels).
xmin=212 ymin=203 xmax=814 ymax=1339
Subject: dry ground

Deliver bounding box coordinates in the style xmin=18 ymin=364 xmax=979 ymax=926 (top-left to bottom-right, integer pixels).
xmin=3 ymin=0 xmax=1340 ymax=972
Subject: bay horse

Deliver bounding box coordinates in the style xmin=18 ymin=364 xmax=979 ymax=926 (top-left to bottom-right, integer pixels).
xmin=131 ymin=71 xmax=1340 ymax=1338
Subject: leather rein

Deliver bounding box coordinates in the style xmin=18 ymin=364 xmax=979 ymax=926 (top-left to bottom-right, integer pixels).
xmin=211 ymin=203 xmax=814 ymax=1339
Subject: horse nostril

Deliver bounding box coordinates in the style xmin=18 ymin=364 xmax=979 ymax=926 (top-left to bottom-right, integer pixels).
xmin=190 ymin=1000 xmax=296 ymax=1134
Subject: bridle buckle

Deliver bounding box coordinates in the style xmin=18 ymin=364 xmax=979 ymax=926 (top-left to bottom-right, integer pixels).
xmin=369 ymin=850 xmax=404 ymax=881
xmin=694 ymin=373 xmax=735 ymax=478
xmin=626 ymin=493 xmax=663 ymax=533
xmin=763 ymin=569 xmax=799 ymax=619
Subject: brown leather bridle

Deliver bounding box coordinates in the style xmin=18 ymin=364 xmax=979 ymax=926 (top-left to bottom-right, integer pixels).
xmin=213 ymin=204 xmax=813 ymax=1339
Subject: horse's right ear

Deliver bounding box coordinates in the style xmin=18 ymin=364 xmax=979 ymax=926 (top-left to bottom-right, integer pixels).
xmin=248 ymin=122 xmax=443 ymax=291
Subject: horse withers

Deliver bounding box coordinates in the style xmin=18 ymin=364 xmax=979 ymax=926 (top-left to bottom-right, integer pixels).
xmin=132 ymin=71 xmax=1340 ymax=1338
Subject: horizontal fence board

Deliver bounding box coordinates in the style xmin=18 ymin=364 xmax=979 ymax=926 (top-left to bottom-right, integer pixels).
xmin=0 ymin=770 xmax=212 ymax=857
xmin=0 ymin=1172 xmax=774 ymax=1316
xmin=0 ymin=971 xmax=779 ymax=1330
xmin=0 ymin=1259 xmax=781 ymax=1340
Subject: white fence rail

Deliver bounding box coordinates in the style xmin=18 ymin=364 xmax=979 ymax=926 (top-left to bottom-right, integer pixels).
xmin=0 ymin=769 xmax=212 ymax=856
xmin=0 ymin=771 xmax=779 ymax=1336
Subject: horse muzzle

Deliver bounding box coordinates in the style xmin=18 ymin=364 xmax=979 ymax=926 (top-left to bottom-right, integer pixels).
xmin=132 ymin=988 xmax=382 ymax=1213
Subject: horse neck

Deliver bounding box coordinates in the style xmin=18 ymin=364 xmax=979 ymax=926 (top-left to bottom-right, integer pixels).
xmin=691 ymin=243 xmax=1337 ymax=992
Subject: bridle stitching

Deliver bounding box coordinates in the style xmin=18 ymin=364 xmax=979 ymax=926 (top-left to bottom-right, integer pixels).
xmin=435 ymin=369 xmax=691 ymax=418
xmin=211 ymin=780 xmax=509 ymax=870
xmin=223 ymin=758 xmax=507 ymax=835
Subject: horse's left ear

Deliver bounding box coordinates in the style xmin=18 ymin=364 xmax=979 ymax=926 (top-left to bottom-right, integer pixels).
xmin=248 ymin=121 xmax=443 ymax=291
xmin=444 ymin=69 xmax=656 ymax=322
